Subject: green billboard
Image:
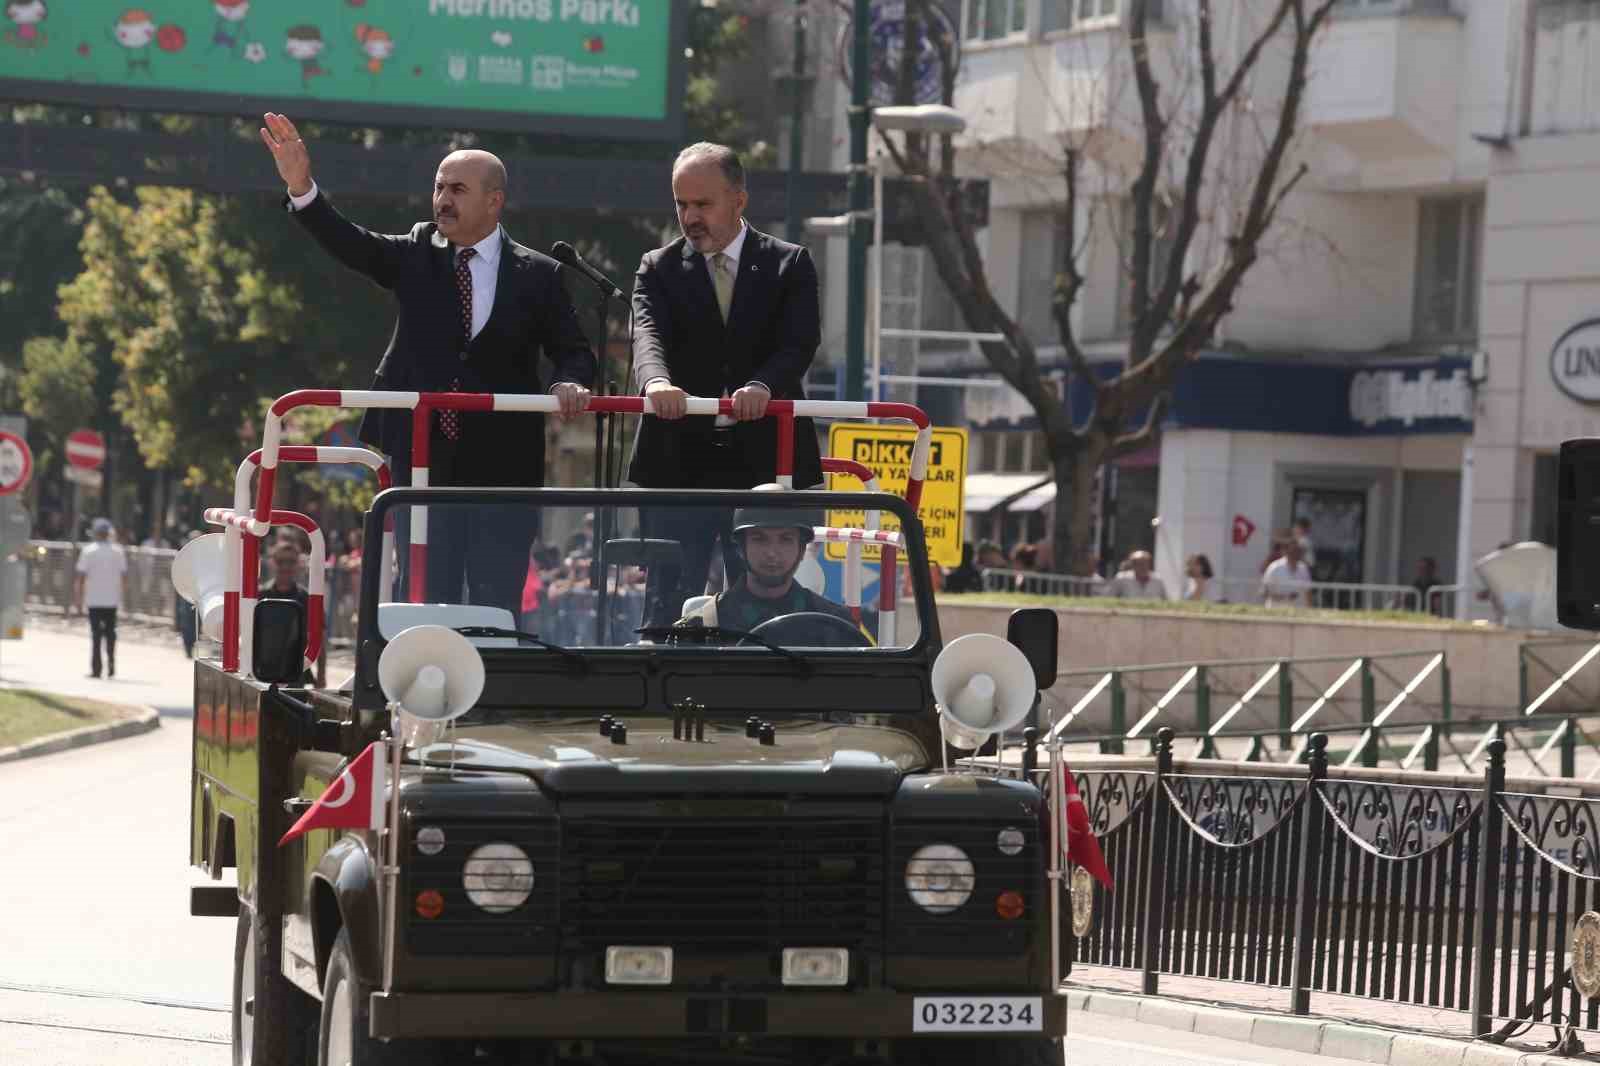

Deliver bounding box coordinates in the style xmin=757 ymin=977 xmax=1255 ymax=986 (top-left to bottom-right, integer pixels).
xmin=0 ymin=0 xmax=684 ymax=137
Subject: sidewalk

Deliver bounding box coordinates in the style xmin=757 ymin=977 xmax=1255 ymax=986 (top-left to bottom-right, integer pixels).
xmin=1069 ymin=966 xmax=1598 ymax=1064
xmin=1 ymin=614 xmax=198 ymax=716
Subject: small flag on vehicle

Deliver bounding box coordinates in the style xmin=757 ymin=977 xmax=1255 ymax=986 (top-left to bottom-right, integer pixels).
xmin=1058 ymin=757 xmax=1113 ymax=890
xmin=279 ymin=741 xmax=387 ymax=847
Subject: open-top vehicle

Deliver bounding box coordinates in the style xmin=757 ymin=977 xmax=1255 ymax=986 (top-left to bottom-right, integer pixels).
xmin=176 ymin=390 xmax=1074 ymax=1066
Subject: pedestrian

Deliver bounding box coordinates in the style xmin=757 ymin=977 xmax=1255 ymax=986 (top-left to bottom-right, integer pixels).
xmin=942 ymin=543 xmax=984 ymax=594
xmin=1183 ymin=553 xmax=1215 ymax=601
xmin=1410 ymin=555 xmax=1442 ymax=614
xmin=1107 ymin=550 xmax=1169 ymax=600
xmin=259 ymin=111 xmax=595 ymax=615
xmin=1293 ymin=517 xmax=1317 ymax=571
xmin=1261 ymin=537 xmax=1313 ymax=607
xmin=74 ymin=517 xmax=127 ymax=678
xmin=263 ymin=539 xmax=309 ymax=609
xmin=628 ymin=142 xmax=823 ymax=626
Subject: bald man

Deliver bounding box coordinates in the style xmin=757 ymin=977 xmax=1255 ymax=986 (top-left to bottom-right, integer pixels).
xmin=261 ymin=113 xmax=595 ymax=611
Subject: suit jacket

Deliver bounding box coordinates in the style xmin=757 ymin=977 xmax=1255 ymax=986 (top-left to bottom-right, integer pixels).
xmin=289 ymin=192 xmax=595 ymax=486
xmin=626 ymin=227 xmax=823 ymax=489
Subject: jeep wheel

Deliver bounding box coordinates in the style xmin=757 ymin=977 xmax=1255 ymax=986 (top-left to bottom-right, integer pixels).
xmin=319 ymin=928 xmax=445 ymax=1066
xmin=893 ymin=1036 xmax=1064 ymax=1066
xmin=233 ymin=902 xmax=315 ymax=1066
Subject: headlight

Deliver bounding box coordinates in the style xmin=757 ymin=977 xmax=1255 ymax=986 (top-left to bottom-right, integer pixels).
xmin=905 ymin=843 xmax=975 ymax=914
xmin=462 ymin=842 xmax=534 ymax=913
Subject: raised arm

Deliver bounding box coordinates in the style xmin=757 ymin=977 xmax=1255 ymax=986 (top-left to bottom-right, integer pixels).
xmin=259 ymin=112 xmax=410 ymax=290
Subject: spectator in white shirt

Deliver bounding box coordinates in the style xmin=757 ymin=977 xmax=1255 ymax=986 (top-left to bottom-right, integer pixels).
xmin=1261 ymin=537 xmax=1313 ymax=607
xmin=74 ymin=518 xmax=127 ymax=678
xmin=1107 ymin=551 xmax=1169 ymax=601
xmin=1183 ymin=554 xmax=1216 ymax=602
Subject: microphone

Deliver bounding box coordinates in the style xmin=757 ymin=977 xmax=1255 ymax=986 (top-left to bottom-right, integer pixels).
xmin=551 ymin=241 xmax=624 ymax=300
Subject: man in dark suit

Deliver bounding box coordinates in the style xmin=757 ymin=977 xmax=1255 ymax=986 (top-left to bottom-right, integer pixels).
xmin=628 ymin=142 xmax=823 ymax=626
xmin=259 ymin=113 xmax=594 ymax=614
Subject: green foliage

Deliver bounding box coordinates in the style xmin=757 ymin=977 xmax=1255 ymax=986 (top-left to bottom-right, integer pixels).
xmin=18 ymin=337 xmax=96 ymax=436
xmin=0 ymin=181 xmax=87 ymax=378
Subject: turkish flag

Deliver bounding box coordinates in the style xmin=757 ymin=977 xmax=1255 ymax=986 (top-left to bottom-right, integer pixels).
xmin=279 ymin=741 xmax=387 ymax=847
xmin=1057 ymin=757 xmax=1113 ymax=890
xmin=1232 ymin=514 xmax=1257 ymax=547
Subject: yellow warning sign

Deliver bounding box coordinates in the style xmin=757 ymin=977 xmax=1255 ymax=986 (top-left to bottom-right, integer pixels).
xmin=825 ymin=423 xmax=967 ymax=567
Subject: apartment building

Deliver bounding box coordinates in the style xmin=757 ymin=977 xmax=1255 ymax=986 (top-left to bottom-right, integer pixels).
xmin=796 ymin=0 xmax=1600 ymax=612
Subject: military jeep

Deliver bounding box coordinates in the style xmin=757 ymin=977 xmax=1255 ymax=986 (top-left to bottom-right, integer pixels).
xmin=183 ymin=403 xmax=1070 ymax=1066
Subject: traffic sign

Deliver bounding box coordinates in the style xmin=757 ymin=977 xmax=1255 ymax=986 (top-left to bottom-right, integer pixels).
xmin=0 ymin=431 xmax=32 ymax=496
xmin=64 ymin=465 xmax=104 ymax=489
xmin=66 ymin=428 xmax=106 ymax=470
xmin=824 ymin=423 xmax=967 ymax=567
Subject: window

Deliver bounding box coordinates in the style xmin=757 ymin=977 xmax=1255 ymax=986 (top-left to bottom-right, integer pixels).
xmin=1002 ymin=432 xmax=1028 ymax=472
xmin=964 ymin=0 xmax=1025 ymax=41
xmin=1413 ymin=196 xmax=1482 ymax=343
xmin=1018 ymin=210 xmax=1069 ymax=347
xmin=1115 ymin=195 xmax=1179 ymax=337
xmin=1041 ymin=0 xmax=1162 ymax=32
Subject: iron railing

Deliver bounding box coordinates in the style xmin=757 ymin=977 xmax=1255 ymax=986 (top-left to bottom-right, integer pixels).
xmin=1057 ymin=730 xmax=1600 ymax=1046
xmin=23 ymin=540 xmax=180 ymax=626
xmin=980 ymin=568 xmax=1103 ymax=598
xmin=1219 ymin=577 xmax=1425 ymax=612
xmin=1046 ymin=651 xmax=1451 ymax=755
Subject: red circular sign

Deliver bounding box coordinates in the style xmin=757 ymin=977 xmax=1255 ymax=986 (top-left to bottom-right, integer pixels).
xmin=66 ymin=428 xmax=106 ymax=470
xmin=0 ymin=431 xmax=32 ymax=496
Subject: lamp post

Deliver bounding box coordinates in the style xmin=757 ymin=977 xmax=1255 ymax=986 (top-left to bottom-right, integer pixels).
xmin=815 ymin=104 xmax=968 ymax=403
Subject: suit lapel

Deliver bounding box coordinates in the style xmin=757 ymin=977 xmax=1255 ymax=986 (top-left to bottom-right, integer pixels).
xmin=722 ymin=229 xmax=767 ymax=344
xmin=467 ymin=233 xmax=521 ymax=356
xmin=676 ymin=245 xmax=725 ymax=334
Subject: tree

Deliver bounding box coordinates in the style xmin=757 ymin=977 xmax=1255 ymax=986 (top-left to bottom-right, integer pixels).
xmin=888 ymin=0 xmax=1337 ymax=571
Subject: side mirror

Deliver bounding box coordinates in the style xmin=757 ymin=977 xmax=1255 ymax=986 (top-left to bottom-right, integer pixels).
xmin=1559 ymin=438 xmax=1600 ymax=630
xmin=1006 ymin=607 xmax=1059 ymax=690
xmin=254 ymin=598 xmax=307 ymax=685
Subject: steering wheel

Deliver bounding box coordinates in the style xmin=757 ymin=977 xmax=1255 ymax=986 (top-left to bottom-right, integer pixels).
xmin=742 ymin=611 xmax=873 ymax=649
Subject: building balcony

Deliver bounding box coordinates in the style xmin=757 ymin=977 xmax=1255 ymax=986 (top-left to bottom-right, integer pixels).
xmin=1305 ymin=9 xmax=1464 ymax=165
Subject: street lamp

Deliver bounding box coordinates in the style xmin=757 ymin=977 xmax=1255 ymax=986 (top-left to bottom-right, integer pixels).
xmin=825 ymin=101 xmax=972 ymax=403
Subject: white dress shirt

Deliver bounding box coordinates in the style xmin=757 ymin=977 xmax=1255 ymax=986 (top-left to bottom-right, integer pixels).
xmin=289 ymin=181 xmax=502 ymax=340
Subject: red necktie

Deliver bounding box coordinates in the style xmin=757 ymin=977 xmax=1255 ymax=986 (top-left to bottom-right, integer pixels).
xmin=439 ymin=246 xmax=475 ymax=442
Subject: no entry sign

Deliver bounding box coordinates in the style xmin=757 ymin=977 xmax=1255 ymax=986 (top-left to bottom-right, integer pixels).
xmin=0 ymin=431 xmax=32 ymax=496
xmin=66 ymin=428 xmax=105 ymax=471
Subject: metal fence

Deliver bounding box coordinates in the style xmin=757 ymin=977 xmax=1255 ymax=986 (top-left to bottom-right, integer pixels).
xmin=24 ymin=540 xmax=180 ymax=626
xmin=980 ymin=568 xmax=1103 ymax=598
xmin=1061 ymin=731 xmax=1600 ymax=1047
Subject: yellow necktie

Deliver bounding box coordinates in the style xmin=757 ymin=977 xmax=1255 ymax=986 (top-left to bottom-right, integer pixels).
xmin=712 ymin=251 xmax=735 ymax=323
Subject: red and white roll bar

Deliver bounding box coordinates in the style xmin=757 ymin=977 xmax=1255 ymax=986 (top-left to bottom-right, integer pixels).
xmin=205 ymin=507 xmax=326 ymax=672
xmin=216 ymin=390 xmax=931 ymax=676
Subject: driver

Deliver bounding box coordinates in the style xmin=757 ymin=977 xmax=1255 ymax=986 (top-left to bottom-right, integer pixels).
xmin=681 ymin=504 xmax=857 ymax=633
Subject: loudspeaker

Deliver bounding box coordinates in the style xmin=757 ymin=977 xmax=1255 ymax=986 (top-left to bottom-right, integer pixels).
xmin=377 ymin=625 xmax=486 ymax=747
xmin=1477 ymin=542 xmax=1558 ymax=631
xmin=931 ymin=633 xmax=1038 ymax=750
xmin=171 ymin=533 xmax=229 ymax=642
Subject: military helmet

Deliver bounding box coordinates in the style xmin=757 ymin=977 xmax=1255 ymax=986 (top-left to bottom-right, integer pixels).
xmin=732 ymin=486 xmax=821 ymax=543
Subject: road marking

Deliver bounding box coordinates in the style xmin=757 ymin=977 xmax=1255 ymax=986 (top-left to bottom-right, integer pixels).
xmin=1072 ymin=1034 xmax=1287 ymax=1065
xmin=0 ymin=979 xmax=227 ymax=1013
xmin=0 ymin=1018 xmax=229 ymax=1046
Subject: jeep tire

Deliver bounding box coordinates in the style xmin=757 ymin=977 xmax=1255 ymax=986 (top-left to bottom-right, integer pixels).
xmin=233 ymin=902 xmax=315 ymax=1066
xmin=318 ymin=928 xmax=446 ymax=1066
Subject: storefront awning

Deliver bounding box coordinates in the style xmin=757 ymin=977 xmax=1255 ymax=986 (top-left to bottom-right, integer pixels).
xmin=964 ymin=473 xmax=1053 ymax=513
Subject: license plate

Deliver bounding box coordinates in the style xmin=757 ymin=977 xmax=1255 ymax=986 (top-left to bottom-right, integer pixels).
xmin=912 ymin=996 xmax=1042 ymax=1032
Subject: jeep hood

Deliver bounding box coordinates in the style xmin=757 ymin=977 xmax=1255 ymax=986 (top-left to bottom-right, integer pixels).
xmin=410 ymin=718 xmax=929 ymax=797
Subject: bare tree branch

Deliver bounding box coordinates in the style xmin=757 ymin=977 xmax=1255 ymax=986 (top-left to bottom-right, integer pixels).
xmin=1109 ymin=393 xmax=1168 ymax=458
xmin=1051 ymin=147 xmax=1098 ymax=390
xmin=1126 ymin=0 xmax=1167 ymax=361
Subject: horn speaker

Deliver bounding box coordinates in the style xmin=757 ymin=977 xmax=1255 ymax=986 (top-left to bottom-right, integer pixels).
xmin=171 ymin=533 xmax=229 ymax=642
xmin=1477 ymin=542 xmax=1558 ymax=631
xmin=931 ymin=633 xmax=1037 ymax=750
xmin=378 ymin=625 xmax=486 ymax=747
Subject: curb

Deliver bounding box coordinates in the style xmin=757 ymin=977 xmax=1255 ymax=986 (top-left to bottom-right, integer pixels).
xmin=1067 ymin=987 xmax=1586 ymax=1065
xmin=0 ymin=705 xmax=161 ymax=764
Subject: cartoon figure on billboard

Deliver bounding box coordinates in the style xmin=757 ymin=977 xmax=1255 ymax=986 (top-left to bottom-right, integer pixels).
xmin=354 ymin=22 xmax=392 ymax=77
xmin=285 ymin=24 xmax=328 ymax=88
xmin=113 ymin=9 xmax=158 ymax=74
xmin=4 ymin=0 xmax=48 ymax=49
xmin=210 ymin=0 xmax=248 ymax=54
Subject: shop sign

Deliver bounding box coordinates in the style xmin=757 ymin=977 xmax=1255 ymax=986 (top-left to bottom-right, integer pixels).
xmin=1348 ymin=368 xmax=1472 ymax=429
xmin=1551 ymin=318 xmax=1600 ymax=404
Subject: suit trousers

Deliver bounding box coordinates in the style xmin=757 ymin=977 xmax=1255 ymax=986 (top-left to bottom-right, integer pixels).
xmin=392 ymin=426 xmax=538 ymax=620
xmin=639 ymin=434 xmax=761 ymax=628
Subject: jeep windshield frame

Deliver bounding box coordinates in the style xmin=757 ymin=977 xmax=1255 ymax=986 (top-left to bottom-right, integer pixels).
xmin=353 ymin=487 xmax=941 ymax=713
